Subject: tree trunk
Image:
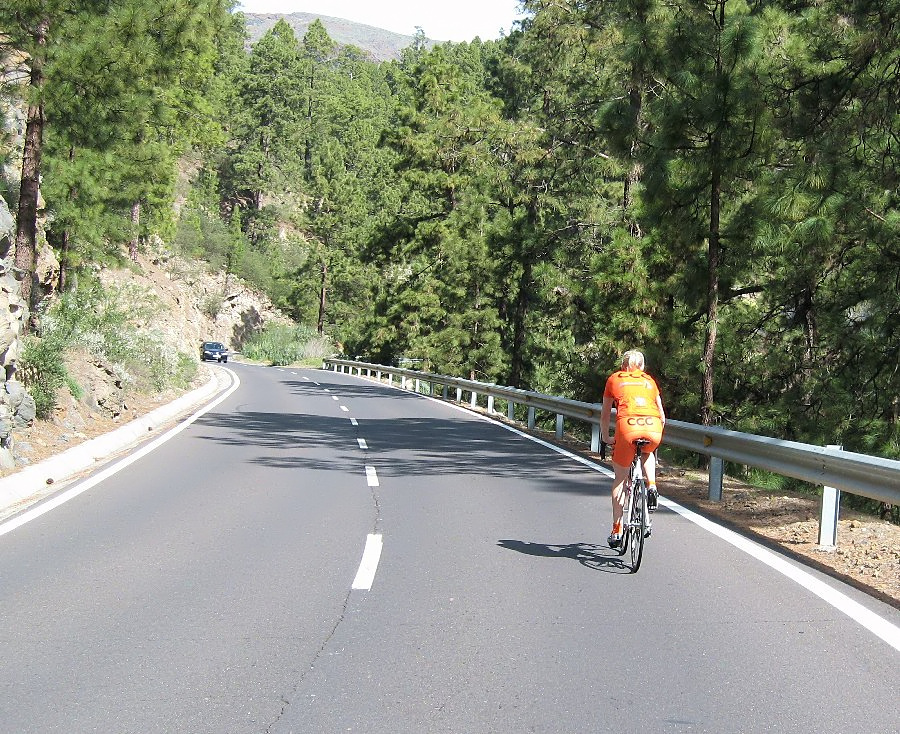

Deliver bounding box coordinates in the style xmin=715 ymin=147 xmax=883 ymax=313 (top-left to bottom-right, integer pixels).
xmin=129 ymin=200 xmax=141 ymax=261
xmin=700 ymin=0 xmax=727 ymax=428
xmin=54 ymin=146 xmax=77 ymax=292
xmin=55 ymin=228 xmax=70 ymax=292
xmin=622 ymin=3 xmax=647 ymax=238
xmin=305 ymin=67 xmax=314 ymax=180
xmin=13 ymin=16 xmax=49 ymax=327
xmin=700 ymin=162 xmax=720 ymax=427
xmin=509 ymin=257 xmax=532 ymax=388
xmin=509 ymin=202 xmax=538 ymax=388
xmin=317 ymin=258 xmax=327 ymax=335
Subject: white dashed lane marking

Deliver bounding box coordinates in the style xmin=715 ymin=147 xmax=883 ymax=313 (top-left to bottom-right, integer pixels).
xmin=352 ymin=534 xmax=383 ymax=591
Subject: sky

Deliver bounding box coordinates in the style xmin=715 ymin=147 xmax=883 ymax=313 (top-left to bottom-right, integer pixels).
xmin=235 ymin=1 xmax=526 ymax=43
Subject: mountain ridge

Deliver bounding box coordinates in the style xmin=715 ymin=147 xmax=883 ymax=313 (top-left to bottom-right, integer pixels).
xmin=242 ymin=11 xmax=434 ymax=62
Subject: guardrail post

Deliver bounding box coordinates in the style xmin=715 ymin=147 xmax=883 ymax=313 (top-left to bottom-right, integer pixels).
xmin=527 ymin=407 xmax=536 ymax=429
xmin=555 ymin=414 xmax=564 ymax=439
xmin=507 ymin=400 xmax=515 ymax=421
xmin=470 ymin=391 xmax=477 ymax=408
xmin=376 ymin=370 xmax=382 ymax=381
xmin=456 ymin=387 xmax=462 ymax=401
xmin=388 ymin=374 xmax=394 ymax=387
xmin=415 ymin=378 xmax=420 ymax=393
xmin=709 ymin=457 xmax=724 ymax=501
xmin=591 ymin=424 xmax=600 ymax=453
xmin=443 ymin=385 xmax=448 ymax=400
xmin=487 ymin=396 xmax=494 ymax=414
xmin=818 ymin=445 xmax=842 ymax=549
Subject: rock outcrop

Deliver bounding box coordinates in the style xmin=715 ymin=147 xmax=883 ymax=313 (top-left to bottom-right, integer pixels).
xmin=0 ymin=195 xmax=35 ymax=468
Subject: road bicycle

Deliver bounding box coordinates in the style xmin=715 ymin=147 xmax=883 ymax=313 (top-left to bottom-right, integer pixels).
xmin=616 ymin=438 xmax=652 ymax=573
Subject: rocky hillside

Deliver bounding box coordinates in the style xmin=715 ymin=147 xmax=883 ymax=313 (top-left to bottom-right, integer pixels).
xmin=0 ymin=236 xmax=291 ymax=474
xmin=100 ymin=248 xmax=290 ymax=360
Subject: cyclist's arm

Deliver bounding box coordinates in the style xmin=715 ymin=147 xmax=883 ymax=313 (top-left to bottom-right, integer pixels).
xmin=656 ymin=394 xmax=666 ymax=426
xmin=601 ymin=395 xmax=615 ymax=444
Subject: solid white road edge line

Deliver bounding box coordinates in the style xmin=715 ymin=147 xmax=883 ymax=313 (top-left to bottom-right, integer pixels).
xmin=0 ymin=368 xmax=242 ymax=539
xmin=359 ymin=373 xmax=900 ymax=652
xmin=660 ymin=497 xmax=900 ymax=652
xmin=352 ymin=534 xmax=383 ymax=590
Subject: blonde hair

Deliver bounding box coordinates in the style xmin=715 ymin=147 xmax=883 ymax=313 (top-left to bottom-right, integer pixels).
xmin=621 ymin=349 xmax=645 ymax=371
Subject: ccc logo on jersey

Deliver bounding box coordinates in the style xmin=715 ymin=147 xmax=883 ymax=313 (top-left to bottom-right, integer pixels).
xmin=626 ymin=417 xmax=657 ymax=426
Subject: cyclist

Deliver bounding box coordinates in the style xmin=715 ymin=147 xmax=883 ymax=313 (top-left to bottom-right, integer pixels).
xmin=600 ymin=349 xmax=666 ymax=548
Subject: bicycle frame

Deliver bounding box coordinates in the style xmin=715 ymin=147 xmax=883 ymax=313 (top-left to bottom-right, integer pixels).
xmin=617 ymin=440 xmax=650 ymax=572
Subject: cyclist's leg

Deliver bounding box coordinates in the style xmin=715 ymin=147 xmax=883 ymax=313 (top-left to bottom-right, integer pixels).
xmin=639 ymin=450 xmax=660 ymax=512
xmin=608 ymin=460 xmax=629 ymax=542
xmin=608 ymin=425 xmax=635 ymax=545
xmin=640 ymin=449 xmax=656 ymax=485
xmin=635 ymin=425 xmax=662 ymax=511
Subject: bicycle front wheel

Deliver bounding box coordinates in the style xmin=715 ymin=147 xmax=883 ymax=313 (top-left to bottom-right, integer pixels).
xmin=629 ymin=481 xmax=646 ymax=572
xmin=618 ymin=487 xmax=631 ymax=556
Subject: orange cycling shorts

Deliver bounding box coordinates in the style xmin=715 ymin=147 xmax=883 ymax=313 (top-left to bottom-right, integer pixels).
xmin=612 ymin=415 xmax=663 ymax=467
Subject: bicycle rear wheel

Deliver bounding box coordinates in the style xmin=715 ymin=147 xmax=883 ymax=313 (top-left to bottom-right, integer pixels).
xmin=628 ymin=480 xmax=646 ymax=572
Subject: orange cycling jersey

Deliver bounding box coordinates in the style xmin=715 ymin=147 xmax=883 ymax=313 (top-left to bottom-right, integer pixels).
xmin=603 ymin=370 xmax=663 ymax=419
xmin=604 ymin=369 xmax=664 ymax=466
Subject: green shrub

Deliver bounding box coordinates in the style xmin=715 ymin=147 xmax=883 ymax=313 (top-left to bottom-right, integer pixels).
xmin=65 ymin=375 xmax=84 ymax=401
xmin=172 ymin=352 xmax=199 ymax=389
xmin=242 ymin=324 xmax=334 ymax=366
xmin=120 ymin=331 xmax=198 ymax=392
xmin=201 ymin=293 xmax=223 ymax=319
xmin=21 ymin=278 xmax=199 ymax=414
xmin=19 ymin=334 xmax=68 ymax=419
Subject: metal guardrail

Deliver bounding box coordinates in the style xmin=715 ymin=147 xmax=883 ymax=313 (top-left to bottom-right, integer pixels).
xmin=324 ymin=359 xmax=900 ymax=546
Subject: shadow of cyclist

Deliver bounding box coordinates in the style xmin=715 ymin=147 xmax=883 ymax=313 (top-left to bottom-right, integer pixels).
xmin=497 ymin=539 xmax=632 ymax=574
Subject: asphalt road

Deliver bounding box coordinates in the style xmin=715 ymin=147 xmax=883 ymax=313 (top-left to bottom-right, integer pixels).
xmin=1 ymin=363 xmax=897 ymax=733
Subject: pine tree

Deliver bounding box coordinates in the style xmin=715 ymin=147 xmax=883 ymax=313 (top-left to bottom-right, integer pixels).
xmin=1 ymin=0 xmax=233 ymax=305
xmin=369 ymin=41 xmax=510 ymax=378
xmin=733 ymin=0 xmax=900 ymax=451
xmin=641 ymin=0 xmax=771 ymax=425
xmin=221 ymin=19 xmax=305 ymax=219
